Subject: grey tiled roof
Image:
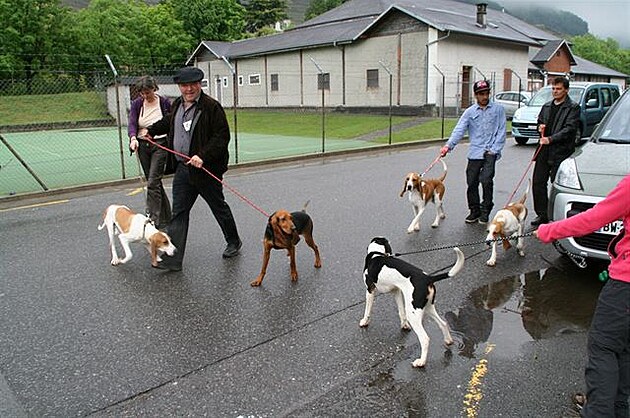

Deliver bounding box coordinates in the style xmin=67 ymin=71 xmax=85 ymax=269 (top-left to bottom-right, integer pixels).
xmin=573 ymin=55 xmax=627 ymax=77
xmin=188 ymin=0 xmax=558 ymax=62
xmin=531 ymin=39 xmax=577 ymax=65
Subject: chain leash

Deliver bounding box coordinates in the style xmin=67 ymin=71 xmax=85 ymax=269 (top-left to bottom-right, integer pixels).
xmin=394 ymin=231 xmax=536 ymax=256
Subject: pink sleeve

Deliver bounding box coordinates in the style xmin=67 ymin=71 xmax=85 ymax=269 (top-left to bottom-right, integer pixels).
xmin=537 ymin=175 xmax=630 ymax=243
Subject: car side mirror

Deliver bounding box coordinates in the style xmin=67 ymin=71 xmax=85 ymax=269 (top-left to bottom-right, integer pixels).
xmin=586 ymin=98 xmax=598 ymax=108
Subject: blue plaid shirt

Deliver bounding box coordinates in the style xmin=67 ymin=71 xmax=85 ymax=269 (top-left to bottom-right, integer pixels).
xmin=445 ymin=101 xmax=506 ymax=160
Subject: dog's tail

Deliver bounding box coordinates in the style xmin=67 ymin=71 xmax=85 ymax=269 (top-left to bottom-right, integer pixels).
xmin=437 ymin=158 xmax=448 ymax=182
xmin=517 ymin=179 xmax=531 ymax=205
xmin=301 ymin=199 xmax=311 ymax=212
xmin=97 ymin=206 xmax=109 ymax=231
xmin=428 ymin=247 xmax=465 ymax=283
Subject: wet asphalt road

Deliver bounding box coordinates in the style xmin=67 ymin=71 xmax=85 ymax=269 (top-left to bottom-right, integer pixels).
xmin=0 ymin=141 xmax=606 ymax=417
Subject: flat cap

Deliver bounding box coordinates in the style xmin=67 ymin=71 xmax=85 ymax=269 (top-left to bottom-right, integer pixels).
xmin=173 ymin=67 xmax=204 ymax=84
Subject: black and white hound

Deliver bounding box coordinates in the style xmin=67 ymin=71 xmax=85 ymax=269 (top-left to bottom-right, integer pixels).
xmin=359 ymin=237 xmax=465 ymax=367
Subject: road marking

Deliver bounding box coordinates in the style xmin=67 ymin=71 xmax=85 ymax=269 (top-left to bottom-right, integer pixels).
xmin=463 ymin=343 xmax=495 ymax=418
xmin=127 ymin=187 xmax=145 ymax=196
xmin=0 ymin=199 xmax=69 ymax=213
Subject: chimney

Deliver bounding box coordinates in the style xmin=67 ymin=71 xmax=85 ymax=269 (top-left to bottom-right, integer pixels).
xmin=476 ymin=3 xmax=487 ymax=28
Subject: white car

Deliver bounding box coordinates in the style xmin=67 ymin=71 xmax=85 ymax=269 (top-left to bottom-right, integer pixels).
xmin=493 ymin=91 xmax=531 ymax=119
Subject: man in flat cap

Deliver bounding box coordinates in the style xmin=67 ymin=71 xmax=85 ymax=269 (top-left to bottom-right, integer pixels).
xmin=147 ymin=66 xmax=242 ymax=271
xmin=440 ymin=79 xmax=506 ymax=224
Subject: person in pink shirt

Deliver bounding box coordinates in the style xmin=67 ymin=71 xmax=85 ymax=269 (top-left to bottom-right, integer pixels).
xmin=535 ymin=174 xmax=629 ymax=417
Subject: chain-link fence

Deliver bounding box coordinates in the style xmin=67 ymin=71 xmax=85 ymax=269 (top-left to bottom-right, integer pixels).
xmin=1 ymin=58 xmax=510 ymax=198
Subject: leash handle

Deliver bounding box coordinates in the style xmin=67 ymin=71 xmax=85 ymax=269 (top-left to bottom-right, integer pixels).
xmin=139 ymin=135 xmax=270 ymax=218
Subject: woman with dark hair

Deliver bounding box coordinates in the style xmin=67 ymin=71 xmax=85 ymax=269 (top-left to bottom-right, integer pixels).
xmin=128 ymin=76 xmax=172 ymax=229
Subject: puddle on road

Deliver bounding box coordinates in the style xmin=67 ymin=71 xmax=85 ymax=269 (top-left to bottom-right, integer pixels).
xmin=445 ymin=264 xmax=605 ymax=359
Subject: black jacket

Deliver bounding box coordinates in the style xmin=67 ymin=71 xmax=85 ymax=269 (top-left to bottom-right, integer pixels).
xmin=148 ymin=92 xmax=230 ymax=183
xmin=536 ymin=97 xmax=580 ymax=164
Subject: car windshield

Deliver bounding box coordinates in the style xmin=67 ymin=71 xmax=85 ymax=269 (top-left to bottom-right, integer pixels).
xmin=528 ymin=86 xmax=584 ymax=106
xmin=592 ymin=90 xmax=630 ymax=143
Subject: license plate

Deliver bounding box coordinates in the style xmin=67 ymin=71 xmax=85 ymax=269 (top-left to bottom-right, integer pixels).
xmin=597 ymin=220 xmax=623 ymax=235
xmin=528 ymin=125 xmax=538 ymax=129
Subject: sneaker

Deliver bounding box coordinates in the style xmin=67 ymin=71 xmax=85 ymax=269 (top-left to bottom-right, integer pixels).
xmin=465 ymin=212 xmax=480 ymax=223
xmin=478 ymin=213 xmax=489 ymax=224
xmin=222 ymin=239 xmax=242 ymax=258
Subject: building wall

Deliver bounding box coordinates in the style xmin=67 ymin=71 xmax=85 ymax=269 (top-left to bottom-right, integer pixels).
xmin=436 ymin=34 xmax=530 ymax=109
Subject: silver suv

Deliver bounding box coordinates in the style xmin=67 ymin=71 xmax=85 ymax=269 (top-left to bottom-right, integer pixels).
xmin=511 ymin=82 xmax=620 ymax=145
xmin=548 ymin=87 xmax=630 ymax=261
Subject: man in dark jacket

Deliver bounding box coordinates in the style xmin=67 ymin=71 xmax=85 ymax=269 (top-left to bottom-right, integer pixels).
xmin=531 ymin=76 xmax=580 ymax=227
xmin=147 ymin=67 xmax=241 ymax=271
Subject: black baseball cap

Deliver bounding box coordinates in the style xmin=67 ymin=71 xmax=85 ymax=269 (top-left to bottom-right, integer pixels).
xmin=473 ymin=79 xmax=491 ymax=93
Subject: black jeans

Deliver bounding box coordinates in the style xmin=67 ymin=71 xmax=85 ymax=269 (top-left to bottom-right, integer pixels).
xmin=137 ymin=142 xmax=171 ymax=228
xmin=162 ymin=162 xmax=240 ymax=266
xmin=532 ymin=147 xmax=561 ymax=219
xmin=582 ymin=279 xmax=630 ymax=418
xmin=465 ymin=153 xmax=497 ymax=216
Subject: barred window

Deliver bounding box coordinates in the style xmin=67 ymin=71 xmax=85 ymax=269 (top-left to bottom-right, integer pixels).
xmin=270 ymin=74 xmax=279 ymax=91
xmin=238 ymin=75 xmax=243 ymax=86
xmin=367 ymin=69 xmax=379 ymax=89
xmin=318 ymin=73 xmax=330 ymax=90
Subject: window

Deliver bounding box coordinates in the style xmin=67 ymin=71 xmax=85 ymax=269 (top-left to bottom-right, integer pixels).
xmin=585 ymin=88 xmax=599 ymax=107
xmin=249 ymin=74 xmax=261 ymax=85
xmin=366 ymin=69 xmax=379 ymax=88
xmin=318 ymin=72 xmax=330 ymax=90
xmin=222 ymin=77 xmax=228 ymax=88
xmin=270 ymin=74 xmax=279 ymax=91
xmin=238 ymin=75 xmax=243 ymax=86
xmin=601 ymin=88 xmax=612 ymax=106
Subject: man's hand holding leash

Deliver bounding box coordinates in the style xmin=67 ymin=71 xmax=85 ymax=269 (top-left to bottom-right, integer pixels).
xmin=439 ymin=145 xmax=450 ymax=158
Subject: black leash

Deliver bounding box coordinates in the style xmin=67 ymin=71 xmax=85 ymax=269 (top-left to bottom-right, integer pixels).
xmin=394 ymin=231 xmax=536 ymax=256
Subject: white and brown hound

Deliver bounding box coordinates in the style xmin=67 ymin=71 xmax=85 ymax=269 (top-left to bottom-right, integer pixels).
xmin=359 ymin=237 xmax=464 ymax=368
xmin=485 ymin=185 xmax=529 ymax=266
xmin=98 ymin=204 xmax=175 ymax=267
xmin=399 ymin=159 xmax=447 ymax=233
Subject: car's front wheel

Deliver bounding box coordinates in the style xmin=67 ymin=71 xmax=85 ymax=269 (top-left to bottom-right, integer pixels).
xmin=514 ymin=136 xmax=528 ymax=145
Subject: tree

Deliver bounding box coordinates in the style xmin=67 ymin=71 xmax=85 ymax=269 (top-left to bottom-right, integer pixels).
xmin=167 ymin=0 xmax=246 ymax=43
xmin=242 ymin=0 xmax=288 ymax=34
xmin=571 ymin=34 xmax=630 ymax=77
xmin=304 ymin=0 xmax=347 ymax=21
xmin=0 ymin=0 xmax=72 ymax=86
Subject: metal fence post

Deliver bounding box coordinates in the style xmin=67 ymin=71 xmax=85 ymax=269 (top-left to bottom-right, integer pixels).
xmin=105 ymin=54 xmax=126 ymax=179
xmin=378 ymin=60 xmax=393 ymax=145
xmin=221 ymin=56 xmax=238 ymax=164
xmin=308 ymin=56 xmax=326 ymax=154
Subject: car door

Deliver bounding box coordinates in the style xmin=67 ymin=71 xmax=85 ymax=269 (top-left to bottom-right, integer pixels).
xmin=582 ymin=87 xmax=602 ymax=137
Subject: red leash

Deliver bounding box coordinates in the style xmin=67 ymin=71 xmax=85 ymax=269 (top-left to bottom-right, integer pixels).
xmin=503 ymin=143 xmax=543 ymax=207
xmin=140 ymin=136 xmax=270 ymax=218
xmin=420 ymin=155 xmax=442 ymax=177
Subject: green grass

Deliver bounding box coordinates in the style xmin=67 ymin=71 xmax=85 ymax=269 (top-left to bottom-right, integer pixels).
xmin=225 ymin=110 xmax=412 ymax=139
xmin=374 ymin=118 xmax=513 ymax=143
xmin=0 ymin=91 xmax=111 ymax=125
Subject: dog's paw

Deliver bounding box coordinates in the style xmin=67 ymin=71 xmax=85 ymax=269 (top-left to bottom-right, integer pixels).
xmin=518 ymin=250 xmax=525 ymax=257
xmin=359 ymin=318 xmax=370 ymax=327
xmin=440 ymin=214 xmax=446 ymax=219
xmin=431 ymin=223 xmax=439 ymax=228
xmin=156 ymin=255 xmax=163 ymax=262
xmin=486 ymin=259 xmax=496 ymax=267
xmin=412 ymin=358 xmax=426 ymax=368
xmin=111 ymin=258 xmax=120 ymax=266
xmin=401 ymin=321 xmax=412 ymax=331
xmin=444 ymin=338 xmax=454 ymax=347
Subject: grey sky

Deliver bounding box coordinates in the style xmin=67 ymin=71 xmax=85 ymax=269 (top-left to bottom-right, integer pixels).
xmin=497 ymin=0 xmax=630 ymax=47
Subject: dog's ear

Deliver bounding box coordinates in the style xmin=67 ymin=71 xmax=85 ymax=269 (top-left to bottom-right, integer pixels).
xmin=149 ymin=235 xmax=159 ymax=266
xmin=400 ymin=176 xmax=408 ymax=197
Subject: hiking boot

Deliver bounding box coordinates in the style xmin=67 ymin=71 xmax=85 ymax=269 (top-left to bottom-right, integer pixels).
xmin=223 ymin=239 xmax=242 ymax=258
xmin=465 ymin=212 xmax=480 ymax=224
xmin=479 ymin=213 xmax=489 ymax=224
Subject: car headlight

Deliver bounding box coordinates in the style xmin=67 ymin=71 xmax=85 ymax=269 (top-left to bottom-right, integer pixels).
xmin=513 ymin=108 xmax=522 ymax=119
xmin=555 ymin=158 xmax=581 ymax=190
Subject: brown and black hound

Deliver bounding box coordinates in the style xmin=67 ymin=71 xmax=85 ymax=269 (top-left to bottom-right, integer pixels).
xmin=251 ymin=205 xmax=322 ymax=287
